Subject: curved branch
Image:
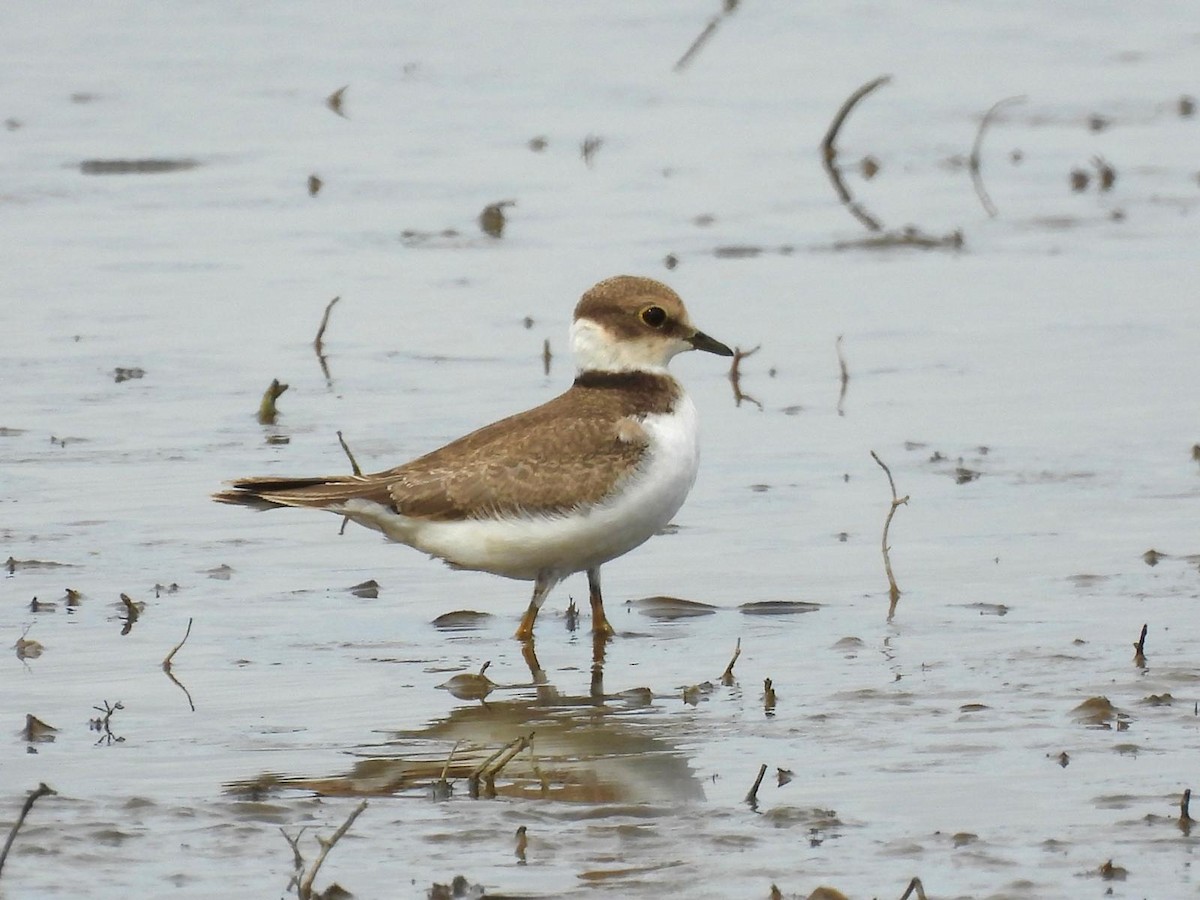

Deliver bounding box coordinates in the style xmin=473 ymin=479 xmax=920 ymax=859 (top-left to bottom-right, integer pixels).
xmin=968 ymin=95 xmax=1026 ymax=218
xmin=819 ymin=75 xmax=892 ymax=232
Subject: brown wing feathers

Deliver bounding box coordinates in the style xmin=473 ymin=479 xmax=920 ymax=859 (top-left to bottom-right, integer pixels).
xmin=213 ymin=372 xmax=679 ymax=520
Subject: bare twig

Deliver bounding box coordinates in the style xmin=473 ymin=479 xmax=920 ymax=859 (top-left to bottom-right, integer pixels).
xmin=162 ymin=617 xmax=196 ymax=712
xmin=729 ymin=345 xmax=762 ymax=409
xmin=162 ymin=617 xmax=193 ymax=670
xmin=820 ymin=75 xmax=892 ymax=232
xmin=325 ymin=85 xmax=348 ymax=119
xmin=257 ymin=378 xmax=289 ymax=425
xmin=0 ymin=782 xmax=56 ymax=878
xmin=119 ymin=593 xmax=141 ymax=635
xmin=674 ymin=1 xmax=740 ymax=72
xmin=969 ymin=95 xmax=1026 ymax=217
xmin=296 ymin=800 xmax=368 ymax=900
xmin=835 ymin=335 xmax=850 ymax=416
xmin=336 ymin=431 xmax=362 ymax=477
xmin=314 ymin=296 xmax=341 ymax=386
xmin=542 ymin=339 xmax=552 ymax=376
xmin=1133 ymin=623 xmax=1148 ymax=663
xmin=744 ymin=763 xmax=768 ymax=808
xmin=899 ymin=876 xmax=928 ymax=900
xmin=720 ymin=638 xmax=742 ymax=686
xmin=280 ymin=826 xmax=307 ymax=890
xmin=870 ymin=451 xmax=910 ymax=617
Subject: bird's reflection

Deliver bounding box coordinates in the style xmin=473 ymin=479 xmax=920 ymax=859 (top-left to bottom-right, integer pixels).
xmin=229 ymin=631 xmax=701 ymax=804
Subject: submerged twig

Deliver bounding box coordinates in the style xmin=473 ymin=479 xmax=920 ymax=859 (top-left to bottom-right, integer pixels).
xmin=744 ymin=763 xmax=768 ymax=808
xmin=720 ymin=637 xmax=742 ymax=686
xmin=835 ymin=335 xmax=850 ymax=416
xmin=820 ymin=75 xmax=892 ymax=232
xmin=870 ymin=451 xmax=910 ymax=617
xmin=0 ymin=782 xmax=56 ymax=878
xmin=257 ymin=378 xmax=289 ymax=425
xmin=673 ymin=0 xmax=739 ymax=72
xmin=729 ymin=345 xmax=762 ymax=409
xmin=314 ymin=296 xmax=340 ymax=387
xmin=969 ymin=95 xmax=1026 ymax=217
xmin=162 ymin=617 xmax=195 ymax=712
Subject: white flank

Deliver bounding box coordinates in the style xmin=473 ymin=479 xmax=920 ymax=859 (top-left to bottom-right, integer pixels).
xmin=339 ymin=392 xmax=700 ymax=581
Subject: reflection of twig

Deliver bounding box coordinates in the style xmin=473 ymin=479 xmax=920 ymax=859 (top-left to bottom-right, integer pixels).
xmin=729 ymin=345 xmax=762 ymax=409
xmin=720 ymin=638 xmax=741 ymax=686
xmin=969 ymin=95 xmax=1026 ymax=217
xmin=820 ymin=75 xmax=891 ymax=232
xmin=284 ymin=800 xmax=368 ymax=900
xmin=899 ymin=877 xmax=929 ymax=900
xmin=314 ymin=296 xmax=341 ymax=387
xmin=673 ymin=0 xmax=740 ymax=72
xmin=870 ymin=451 xmax=909 ymax=617
xmin=162 ymin=618 xmax=196 ymax=712
xmin=744 ymin=763 xmax=767 ymax=808
xmin=0 ymin=782 xmax=56 ymax=878
xmin=468 ymin=733 xmax=535 ymax=798
xmin=835 ymin=335 xmax=850 ymax=416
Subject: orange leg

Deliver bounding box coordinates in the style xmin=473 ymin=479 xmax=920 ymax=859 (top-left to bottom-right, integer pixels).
xmin=587 ymin=567 xmax=615 ymax=638
xmin=515 ymin=572 xmax=556 ymax=641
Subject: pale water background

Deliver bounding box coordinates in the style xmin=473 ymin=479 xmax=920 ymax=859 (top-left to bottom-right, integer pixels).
xmin=3 ymin=3 xmax=1200 ymax=898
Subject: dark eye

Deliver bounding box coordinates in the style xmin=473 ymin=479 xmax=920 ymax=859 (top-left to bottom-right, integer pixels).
xmin=640 ymin=305 xmax=667 ymax=328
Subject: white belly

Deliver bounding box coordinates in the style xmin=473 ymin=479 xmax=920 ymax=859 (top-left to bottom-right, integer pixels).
xmin=341 ymin=394 xmax=701 ymax=580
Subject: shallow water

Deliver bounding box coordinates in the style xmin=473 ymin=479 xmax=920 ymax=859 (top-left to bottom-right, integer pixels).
xmin=4 ymin=3 xmax=1200 ymax=898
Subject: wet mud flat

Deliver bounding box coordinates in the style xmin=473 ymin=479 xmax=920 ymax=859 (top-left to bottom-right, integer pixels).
xmin=4 ymin=2 xmax=1200 ymax=898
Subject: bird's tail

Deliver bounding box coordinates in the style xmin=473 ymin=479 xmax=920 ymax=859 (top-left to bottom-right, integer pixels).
xmin=213 ymin=475 xmax=380 ymax=511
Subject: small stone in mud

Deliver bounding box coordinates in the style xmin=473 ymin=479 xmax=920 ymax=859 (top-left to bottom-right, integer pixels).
xmin=80 ymin=158 xmax=198 ymax=175
xmin=307 ymin=174 xmax=322 ymax=196
xmin=113 ymin=366 xmax=145 ymax=383
xmin=349 ymin=579 xmax=379 ymax=598
xmin=739 ymin=600 xmax=820 ymax=616
xmin=1069 ymin=168 xmax=1090 ymax=192
xmin=439 ymin=662 xmax=494 ymax=701
xmin=1143 ymin=548 xmax=1165 ymax=566
xmin=528 ymin=135 xmax=548 ymax=152
xmin=1179 ymin=95 xmax=1195 ymax=117
xmin=626 ymin=596 xmax=716 ymax=619
xmin=479 ymin=200 xmax=515 ymax=238
xmin=432 ymin=610 xmax=492 ymax=631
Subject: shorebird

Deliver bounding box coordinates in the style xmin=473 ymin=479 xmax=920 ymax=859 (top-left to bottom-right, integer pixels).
xmin=214 ymin=275 xmax=732 ymax=640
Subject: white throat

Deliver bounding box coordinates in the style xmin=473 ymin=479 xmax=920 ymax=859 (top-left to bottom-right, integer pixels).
xmin=570 ymin=318 xmax=685 ymax=373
